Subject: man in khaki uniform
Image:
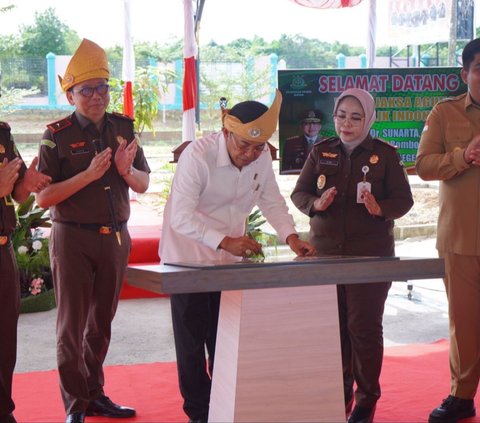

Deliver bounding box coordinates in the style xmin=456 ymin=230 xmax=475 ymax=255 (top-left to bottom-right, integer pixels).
xmin=0 ymin=124 xmax=51 ymax=423
xmin=36 ymin=39 xmax=150 ymax=423
xmin=416 ymin=37 xmax=480 ymax=423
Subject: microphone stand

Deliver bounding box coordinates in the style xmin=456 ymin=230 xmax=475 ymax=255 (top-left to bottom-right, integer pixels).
xmin=92 ymin=139 xmax=122 ymax=246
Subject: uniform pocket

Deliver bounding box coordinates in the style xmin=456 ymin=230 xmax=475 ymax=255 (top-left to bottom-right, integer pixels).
xmin=445 ymin=124 xmax=473 ymax=151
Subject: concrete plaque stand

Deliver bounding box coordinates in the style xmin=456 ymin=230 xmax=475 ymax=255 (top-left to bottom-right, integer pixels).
xmin=209 ymin=286 xmax=344 ymax=422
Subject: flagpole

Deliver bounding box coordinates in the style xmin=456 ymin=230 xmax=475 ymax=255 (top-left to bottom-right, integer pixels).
xmin=182 ymin=0 xmax=198 ymax=144
xmin=122 ymin=0 xmax=135 ymax=119
xmin=122 ymin=0 xmax=137 ymax=200
xmin=366 ymin=0 xmax=376 ymax=68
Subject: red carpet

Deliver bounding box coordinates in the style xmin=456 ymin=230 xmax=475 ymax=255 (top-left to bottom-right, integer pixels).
xmin=12 ymin=339 xmax=480 ymax=422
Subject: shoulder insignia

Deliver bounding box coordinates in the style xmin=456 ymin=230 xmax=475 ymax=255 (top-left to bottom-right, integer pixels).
xmin=376 ymin=138 xmax=397 ymax=149
xmin=41 ymin=139 xmax=56 ymax=149
xmin=47 ymin=117 xmax=72 ymax=134
xmin=286 ymin=135 xmax=300 ymax=140
xmin=0 ymin=121 xmax=11 ymax=131
xmin=111 ymin=111 xmax=134 ymax=121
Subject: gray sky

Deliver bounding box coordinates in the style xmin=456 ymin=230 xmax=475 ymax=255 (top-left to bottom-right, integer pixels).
xmin=0 ymin=0 xmax=393 ymax=48
xmin=1 ymin=0 xmax=477 ymax=49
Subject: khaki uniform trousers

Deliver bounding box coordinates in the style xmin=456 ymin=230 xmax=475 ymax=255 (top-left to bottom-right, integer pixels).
xmin=50 ymin=223 xmax=130 ymax=414
xmin=443 ymin=252 xmax=480 ymax=399
xmin=0 ymin=243 xmax=20 ymax=416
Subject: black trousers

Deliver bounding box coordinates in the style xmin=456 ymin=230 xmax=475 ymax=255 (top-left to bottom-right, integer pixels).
xmin=170 ymin=291 xmax=221 ymax=421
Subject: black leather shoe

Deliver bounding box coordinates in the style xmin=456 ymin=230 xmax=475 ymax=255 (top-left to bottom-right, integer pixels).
xmin=0 ymin=414 xmax=17 ymax=423
xmin=429 ymin=395 xmax=475 ymax=423
xmin=65 ymin=412 xmax=85 ymax=423
xmin=86 ymin=394 xmax=135 ymax=418
xmin=348 ymin=405 xmax=376 ymax=423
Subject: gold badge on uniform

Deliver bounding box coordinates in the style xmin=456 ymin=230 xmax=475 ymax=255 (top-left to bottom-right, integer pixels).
xmin=0 ymin=145 xmax=5 ymax=154
xmin=369 ymin=154 xmax=379 ymax=164
xmin=322 ymin=152 xmax=338 ymax=159
xmin=317 ymin=174 xmax=326 ymax=189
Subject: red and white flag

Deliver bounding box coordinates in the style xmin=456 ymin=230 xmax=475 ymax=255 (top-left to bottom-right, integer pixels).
xmin=182 ymin=0 xmax=198 ymax=143
xmin=122 ymin=0 xmax=135 ymax=119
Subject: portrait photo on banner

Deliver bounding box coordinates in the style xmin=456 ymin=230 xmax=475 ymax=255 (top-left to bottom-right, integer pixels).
xmin=278 ymin=67 xmax=467 ymax=175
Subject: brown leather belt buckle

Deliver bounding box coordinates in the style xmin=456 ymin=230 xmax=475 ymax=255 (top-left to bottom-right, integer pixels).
xmin=0 ymin=236 xmax=8 ymax=246
xmin=99 ymin=226 xmax=112 ymax=235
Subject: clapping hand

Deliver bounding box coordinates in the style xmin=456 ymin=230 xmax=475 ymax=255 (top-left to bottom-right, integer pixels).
xmin=0 ymin=157 xmax=21 ymax=197
xmin=362 ymin=190 xmax=383 ymax=217
xmin=313 ymin=186 xmax=337 ymax=212
xmin=22 ymin=157 xmax=51 ymax=193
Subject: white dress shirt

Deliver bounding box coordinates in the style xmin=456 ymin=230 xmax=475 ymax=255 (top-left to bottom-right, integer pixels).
xmin=159 ymin=131 xmax=297 ymax=264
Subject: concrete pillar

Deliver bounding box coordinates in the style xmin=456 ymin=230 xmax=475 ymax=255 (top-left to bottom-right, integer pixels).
xmin=46 ymin=52 xmax=57 ymax=108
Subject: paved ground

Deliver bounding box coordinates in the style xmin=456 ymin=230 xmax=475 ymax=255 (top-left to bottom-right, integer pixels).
xmin=16 ymin=236 xmax=448 ymax=374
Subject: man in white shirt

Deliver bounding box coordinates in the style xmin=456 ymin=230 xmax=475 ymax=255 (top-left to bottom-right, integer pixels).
xmin=159 ymin=90 xmax=315 ymax=423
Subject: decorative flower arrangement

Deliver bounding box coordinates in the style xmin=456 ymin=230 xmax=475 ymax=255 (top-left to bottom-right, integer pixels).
xmin=11 ymin=195 xmax=53 ymax=298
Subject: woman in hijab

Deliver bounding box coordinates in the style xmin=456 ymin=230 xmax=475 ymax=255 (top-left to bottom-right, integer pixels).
xmin=291 ymin=88 xmax=414 ymax=423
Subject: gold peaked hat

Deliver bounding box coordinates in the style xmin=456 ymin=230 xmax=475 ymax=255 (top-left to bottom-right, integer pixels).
xmin=59 ymin=39 xmax=110 ymax=92
xmin=222 ymin=89 xmax=282 ymax=143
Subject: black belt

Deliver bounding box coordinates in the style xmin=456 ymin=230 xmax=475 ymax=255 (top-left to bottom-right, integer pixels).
xmin=59 ymin=221 xmax=126 ymax=235
xmin=0 ymin=234 xmax=11 ymax=246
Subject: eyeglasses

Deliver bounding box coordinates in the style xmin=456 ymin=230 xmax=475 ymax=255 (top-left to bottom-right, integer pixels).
xmin=229 ymin=134 xmax=265 ymax=154
xmin=72 ymin=83 xmax=110 ymax=98
xmin=333 ymin=113 xmax=365 ymax=127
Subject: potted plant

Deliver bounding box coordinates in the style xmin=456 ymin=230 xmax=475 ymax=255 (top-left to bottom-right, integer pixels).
xmin=12 ymin=195 xmax=55 ymax=313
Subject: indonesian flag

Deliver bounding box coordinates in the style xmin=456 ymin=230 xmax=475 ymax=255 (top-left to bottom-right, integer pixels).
xmin=122 ymin=0 xmax=135 ymax=119
xmin=182 ymin=0 xmax=198 ymax=143
xmin=291 ymin=0 xmax=364 ymax=7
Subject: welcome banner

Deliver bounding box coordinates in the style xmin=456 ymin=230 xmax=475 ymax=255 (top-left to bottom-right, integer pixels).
xmin=278 ymin=67 xmax=467 ymax=174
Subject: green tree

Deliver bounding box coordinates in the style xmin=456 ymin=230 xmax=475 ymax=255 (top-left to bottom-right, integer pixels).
xmin=0 ymin=34 xmax=21 ymax=58
xmin=199 ymin=58 xmax=270 ymax=131
xmin=19 ymin=8 xmax=79 ymax=57
xmin=108 ymin=65 xmax=175 ymax=135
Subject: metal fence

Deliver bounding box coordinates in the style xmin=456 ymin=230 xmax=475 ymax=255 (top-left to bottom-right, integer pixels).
xmin=1 ymin=57 xmax=47 ymax=94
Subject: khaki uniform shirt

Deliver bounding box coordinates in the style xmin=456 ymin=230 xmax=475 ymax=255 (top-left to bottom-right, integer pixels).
xmin=38 ymin=112 xmax=150 ymax=224
xmin=416 ymin=93 xmax=480 ymax=255
xmin=292 ymin=136 xmax=413 ymax=256
xmin=0 ymin=123 xmax=26 ymax=234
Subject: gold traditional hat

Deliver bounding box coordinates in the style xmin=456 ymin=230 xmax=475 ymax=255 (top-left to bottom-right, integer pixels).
xmin=59 ymin=39 xmax=110 ymax=92
xmin=222 ymin=89 xmax=283 ymax=143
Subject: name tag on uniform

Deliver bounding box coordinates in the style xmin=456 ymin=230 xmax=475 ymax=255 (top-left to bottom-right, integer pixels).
xmin=357 ymin=165 xmax=371 ymax=203
xmin=356 ymin=182 xmax=371 ymax=203
xmin=70 ymin=141 xmax=89 ymax=155
xmin=319 ymin=159 xmax=339 ymax=166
